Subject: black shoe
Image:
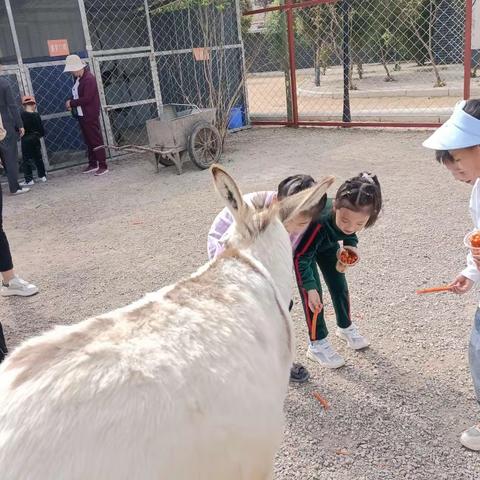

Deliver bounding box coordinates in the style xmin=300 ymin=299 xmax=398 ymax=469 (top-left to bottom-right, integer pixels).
xmin=289 ymin=362 xmax=310 ymax=383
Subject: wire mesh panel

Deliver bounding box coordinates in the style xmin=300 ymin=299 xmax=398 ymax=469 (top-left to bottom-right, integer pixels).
xmin=97 ymin=55 xmax=158 ymax=146
xmin=150 ymin=3 xmax=240 ymax=51
xmin=0 ymin=71 xmax=22 ymax=105
xmin=83 ymin=0 xmax=150 ymax=51
xmin=100 ymin=56 xmax=156 ymax=105
xmin=152 ymin=1 xmax=246 ymax=137
xmin=244 ymin=0 xmax=470 ymax=125
xmin=27 ymin=61 xmax=93 ymax=166
xmin=157 ymin=48 xmax=244 ymax=111
xmin=243 ymin=9 xmax=289 ymax=121
xmin=106 ymin=103 xmax=158 ymax=146
xmin=295 ymin=0 xmax=467 ymax=123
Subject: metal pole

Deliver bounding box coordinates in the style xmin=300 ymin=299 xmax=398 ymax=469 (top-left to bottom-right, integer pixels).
xmin=235 ymin=0 xmax=251 ymax=126
xmin=77 ymin=0 xmax=114 ymax=156
xmin=77 ymin=0 xmax=93 ymax=54
xmin=286 ymin=0 xmax=299 ymax=125
xmin=464 ymin=0 xmax=473 ymax=100
xmin=342 ymin=0 xmax=351 ymax=123
xmin=144 ymin=0 xmax=163 ymax=116
xmin=4 ymin=0 xmax=28 ymax=90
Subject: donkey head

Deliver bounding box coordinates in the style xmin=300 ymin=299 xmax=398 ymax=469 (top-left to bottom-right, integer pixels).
xmin=211 ymin=165 xmax=334 ymax=305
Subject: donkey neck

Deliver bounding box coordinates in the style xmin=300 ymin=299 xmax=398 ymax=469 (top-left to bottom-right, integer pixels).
xmin=245 ymin=221 xmax=293 ymax=310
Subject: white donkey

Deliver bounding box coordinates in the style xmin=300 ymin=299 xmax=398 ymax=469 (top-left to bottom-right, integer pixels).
xmin=0 ymin=166 xmax=334 ymax=480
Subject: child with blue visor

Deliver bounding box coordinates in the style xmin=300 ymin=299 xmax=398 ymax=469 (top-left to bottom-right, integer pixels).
xmin=423 ymin=99 xmax=480 ymax=451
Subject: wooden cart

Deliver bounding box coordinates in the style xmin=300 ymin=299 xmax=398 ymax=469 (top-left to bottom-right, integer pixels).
xmin=97 ymin=104 xmax=222 ymax=175
xmin=147 ymin=104 xmax=222 ymax=174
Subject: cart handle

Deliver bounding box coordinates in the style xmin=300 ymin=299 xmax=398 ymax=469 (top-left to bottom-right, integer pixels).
xmin=94 ymin=144 xmax=175 ymax=155
xmin=163 ymin=103 xmax=201 ymax=113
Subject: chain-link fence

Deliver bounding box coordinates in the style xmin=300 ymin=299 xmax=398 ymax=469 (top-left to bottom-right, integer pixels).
xmin=0 ymin=0 xmax=247 ymax=170
xmin=25 ymin=61 xmax=93 ymax=166
xmin=244 ymin=0 xmax=476 ymax=125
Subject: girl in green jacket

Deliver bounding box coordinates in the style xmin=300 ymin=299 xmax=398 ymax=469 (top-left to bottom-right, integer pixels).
xmin=294 ymin=172 xmax=382 ymax=369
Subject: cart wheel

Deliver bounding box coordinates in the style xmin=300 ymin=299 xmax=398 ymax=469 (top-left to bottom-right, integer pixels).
xmin=188 ymin=122 xmax=222 ymax=169
xmin=155 ymin=153 xmax=175 ymax=167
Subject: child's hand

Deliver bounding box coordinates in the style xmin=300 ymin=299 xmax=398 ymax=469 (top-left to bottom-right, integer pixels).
xmin=307 ymin=289 xmax=323 ymax=313
xmin=449 ymin=274 xmax=474 ymax=294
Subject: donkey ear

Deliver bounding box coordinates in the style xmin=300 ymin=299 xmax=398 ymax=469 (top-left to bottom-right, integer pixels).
xmin=279 ymin=175 xmax=335 ymax=223
xmin=211 ymin=164 xmax=249 ymax=223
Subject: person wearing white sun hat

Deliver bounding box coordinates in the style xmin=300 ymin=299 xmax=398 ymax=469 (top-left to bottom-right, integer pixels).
xmin=423 ymin=99 xmax=480 ymax=452
xmin=64 ymin=54 xmax=108 ymax=176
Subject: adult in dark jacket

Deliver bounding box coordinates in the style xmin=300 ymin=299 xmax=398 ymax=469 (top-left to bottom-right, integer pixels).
xmin=64 ymin=55 xmax=108 ymax=176
xmin=0 ymin=72 xmax=28 ymax=194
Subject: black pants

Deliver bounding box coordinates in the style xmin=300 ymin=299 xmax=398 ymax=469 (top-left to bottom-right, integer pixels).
xmin=0 ymin=129 xmax=20 ymax=193
xmin=0 ymin=182 xmax=11 ymax=364
xmin=296 ymin=246 xmax=351 ymax=341
xmin=22 ymin=136 xmax=46 ymax=182
xmin=0 ymin=182 xmax=13 ymax=273
xmin=0 ymin=322 xmax=7 ymax=363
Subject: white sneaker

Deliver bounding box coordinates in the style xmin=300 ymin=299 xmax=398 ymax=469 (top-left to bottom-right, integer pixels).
xmin=1 ymin=276 xmax=39 ymax=297
xmin=19 ymin=180 xmax=34 ymax=187
xmin=336 ymin=323 xmax=370 ymax=350
xmin=307 ymin=339 xmax=345 ymax=369
xmin=12 ymin=187 xmax=30 ymax=195
xmin=461 ymin=425 xmax=480 ymax=451
xmin=38 ymin=176 xmax=47 ymax=183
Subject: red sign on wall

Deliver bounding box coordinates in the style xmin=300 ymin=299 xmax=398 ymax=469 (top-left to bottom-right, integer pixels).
xmin=48 ymin=39 xmax=70 ymax=57
xmin=193 ymin=47 xmax=210 ymax=61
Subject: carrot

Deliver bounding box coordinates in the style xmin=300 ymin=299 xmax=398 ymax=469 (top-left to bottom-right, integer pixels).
xmin=311 ymin=306 xmax=320 ymax=341
xmin=312 ymin=391 xmax=329 ymax=410
xmin=416 ymin=285 xmax=452 ymax=294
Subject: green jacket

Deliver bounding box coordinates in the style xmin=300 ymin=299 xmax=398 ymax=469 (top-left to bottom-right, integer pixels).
xmin=294 ymin=198 xmax=358 ymax=291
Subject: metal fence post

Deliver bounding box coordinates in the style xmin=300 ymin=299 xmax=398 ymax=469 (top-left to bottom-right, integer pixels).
xmin=144 ymin=0 xmax=164 ymax=116
xmin=464 ymin=0 xmax=473 ymax=100
xmin=286 ymin=0 xmax=299 ymax=125
xmin=342 ymin=0 xmax=351 ymax=123
xmin=236 ymin=0 xmax=251 ymax=126
xmin=4 ymin=0 xmax=26 ymax=90
xmin=92 ymin=58 xmax=116 ymax=149
xmin=77 ymin=0 xmax=115 ymax=157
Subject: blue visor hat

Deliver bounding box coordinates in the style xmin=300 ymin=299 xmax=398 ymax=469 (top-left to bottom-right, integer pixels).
xmin=423 ymin=100 xmax=480 ymax=150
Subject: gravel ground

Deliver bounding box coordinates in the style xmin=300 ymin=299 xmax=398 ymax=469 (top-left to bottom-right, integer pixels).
xmin=2 ymin=127 xmax=480 ymax=478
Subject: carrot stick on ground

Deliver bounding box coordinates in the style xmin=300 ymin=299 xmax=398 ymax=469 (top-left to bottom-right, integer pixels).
xmin=312 ymin=391 xmax=330 ymax=410
xmin=416 ymin=285 xmax=452 ymax=295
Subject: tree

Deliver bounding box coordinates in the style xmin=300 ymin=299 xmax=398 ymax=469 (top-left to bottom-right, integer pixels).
xmin=240 ymin=0 xmax=253 ymax=37
xmin=150 ymin=0 xmax=247 ymax=140
xmin=399 ymin=0 xmax=446 ymax=87
xmin=265 ymin=0 xmax=294 ymax=120
xmin=296 ymin=4 xmax=336 ymax=86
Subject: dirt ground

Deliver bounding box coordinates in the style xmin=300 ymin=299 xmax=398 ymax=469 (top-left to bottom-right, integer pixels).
xmin=2 ymin=127 xmax=480 ymax=478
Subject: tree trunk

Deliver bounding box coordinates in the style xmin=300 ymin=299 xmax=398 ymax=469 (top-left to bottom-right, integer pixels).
xmin=314 ymin=45 xmax=321 ymax=87
xmin=357 ymin=62 xmax=363 ymax=80
xmin=279 ymin=0 xmax=293 ymax=121
xmin=349 ymin=62 xmax=355 ymax=90
xmin=379 ymin=46 xmax=393 ymax=81
xmin=427 ymin=2 xmax=444 ymax=87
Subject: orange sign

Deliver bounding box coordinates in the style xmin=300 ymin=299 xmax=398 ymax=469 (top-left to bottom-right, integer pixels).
xmin=48 ymin=39 xmax=70 ymax=57
xmin=193 ymin=47 xmax=210 ymax=61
